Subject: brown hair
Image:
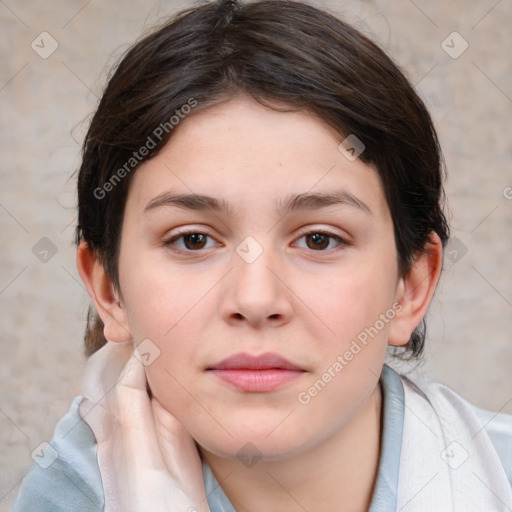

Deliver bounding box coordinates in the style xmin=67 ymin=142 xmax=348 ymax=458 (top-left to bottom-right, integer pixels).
xmin=75 ymin=0 xmax=449 ymax=357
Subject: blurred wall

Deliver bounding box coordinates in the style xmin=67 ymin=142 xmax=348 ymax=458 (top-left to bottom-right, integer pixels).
xmin=1 ymin=0 xmax=511 ymax=508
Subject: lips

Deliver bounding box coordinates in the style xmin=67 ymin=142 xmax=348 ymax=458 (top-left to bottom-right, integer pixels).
xmin=207 ymin=352 xmax=304 ymax=371
xmin=207 ymin=352 xmax=306 ymax=392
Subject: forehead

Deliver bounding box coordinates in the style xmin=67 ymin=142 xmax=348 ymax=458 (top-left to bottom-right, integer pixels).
xmin=125 ymin=95 xmax=388 ymax=221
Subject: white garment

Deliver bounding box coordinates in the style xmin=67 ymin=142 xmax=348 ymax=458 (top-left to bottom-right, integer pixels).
xmin=398 ymin=375 xmax=512 ymax=511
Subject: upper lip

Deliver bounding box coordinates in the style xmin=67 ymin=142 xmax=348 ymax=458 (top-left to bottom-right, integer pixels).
xmin=207 ymin=352 xmax=304 ymax=371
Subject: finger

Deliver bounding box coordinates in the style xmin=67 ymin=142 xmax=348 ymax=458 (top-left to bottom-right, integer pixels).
xmin=82 ymin=341 xmax=133 ymax=403
xmin=152 ymin=398 xmax=206 ymax=489
xmin=110 ymin=352 xmax=153 ymax=426
xmin=109 ymin=354 xmax=170 ymax=472
xmin=116 ymin=349 xmax=148 ymax=391
xmin=152 ymin=395 xmax=192 ymax=439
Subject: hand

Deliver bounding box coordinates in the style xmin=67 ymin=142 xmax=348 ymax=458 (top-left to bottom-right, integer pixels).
xmin=79 ymin=341 xmax=211 ymax=512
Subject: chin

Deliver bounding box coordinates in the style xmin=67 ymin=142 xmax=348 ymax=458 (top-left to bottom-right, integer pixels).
xmin=194 ymin=424 xmax=318 ymax=465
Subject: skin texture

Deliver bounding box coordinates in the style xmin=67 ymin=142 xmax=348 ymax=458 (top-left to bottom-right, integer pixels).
xmin=77 ymin=94 xmax=442 ymax=511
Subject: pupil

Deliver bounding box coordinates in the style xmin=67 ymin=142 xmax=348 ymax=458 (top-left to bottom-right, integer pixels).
xmin=186 ymin=233 xmax=206 ymax=249
xmin=308 ymin=233 xmax=328 ymax=250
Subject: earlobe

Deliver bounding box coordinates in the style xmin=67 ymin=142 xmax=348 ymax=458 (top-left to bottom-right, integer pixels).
xmin=388 ymin=232 xmax=443 ymax=347
xmin=76 ymin=241 xmax=132 ymax=343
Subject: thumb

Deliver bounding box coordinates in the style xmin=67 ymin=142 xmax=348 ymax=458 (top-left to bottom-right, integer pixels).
xmin=108 ymin=351 xmax=152 ymax=428
xmin=82 ymin=341 xmax=133 ymax=404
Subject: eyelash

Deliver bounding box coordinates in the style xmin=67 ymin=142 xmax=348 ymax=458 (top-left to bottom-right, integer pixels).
xmin=163 ymin=229 xmax=350 ymax=254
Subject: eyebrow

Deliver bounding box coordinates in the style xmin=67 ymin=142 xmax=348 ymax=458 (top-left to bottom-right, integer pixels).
xmin=143 ymin=189 xmax=372 ymax=216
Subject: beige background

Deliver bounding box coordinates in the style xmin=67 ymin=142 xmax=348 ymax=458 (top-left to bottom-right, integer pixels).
xmin=1 ymin=0 xmax=511 ymax=509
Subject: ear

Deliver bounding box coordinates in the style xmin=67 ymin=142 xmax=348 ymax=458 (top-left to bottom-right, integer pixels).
xmin=76 ymin=241 xmax=132 ymax=343
xmin=388 ymin=232 xmax=443 ymax=347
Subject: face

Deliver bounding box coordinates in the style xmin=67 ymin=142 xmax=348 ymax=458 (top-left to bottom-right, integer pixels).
xmin=116 ymin=94 xmax=402 ymax=462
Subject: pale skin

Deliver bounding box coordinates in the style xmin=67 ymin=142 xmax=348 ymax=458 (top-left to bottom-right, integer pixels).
xmin=77 ymin=94 xmax=443 ymax=512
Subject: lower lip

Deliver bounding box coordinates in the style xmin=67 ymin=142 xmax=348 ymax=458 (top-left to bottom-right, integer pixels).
xmin=209 ymin=369 xmax=304 ymax=392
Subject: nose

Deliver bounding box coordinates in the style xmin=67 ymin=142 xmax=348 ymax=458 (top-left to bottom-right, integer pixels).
xmin=220 ymin=241 xmax=294 ymax=328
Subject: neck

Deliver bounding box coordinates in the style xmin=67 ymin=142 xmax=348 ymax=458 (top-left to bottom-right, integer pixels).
xmin=200 ymin=382 xmax=383 ymax=512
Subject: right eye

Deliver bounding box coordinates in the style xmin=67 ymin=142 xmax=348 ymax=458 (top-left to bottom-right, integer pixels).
xmin=163 ymin=230 xmax=219 ymax=252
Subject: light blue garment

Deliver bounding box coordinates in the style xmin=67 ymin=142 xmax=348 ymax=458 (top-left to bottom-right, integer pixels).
xmin=11 ymin=365 xmax=512 ymax=511
xmin=11 ymin=395 xmax=104 ymax=511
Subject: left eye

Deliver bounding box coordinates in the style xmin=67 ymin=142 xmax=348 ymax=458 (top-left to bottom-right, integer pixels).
xmin=294 ymin=232 xmax=346 ymax=251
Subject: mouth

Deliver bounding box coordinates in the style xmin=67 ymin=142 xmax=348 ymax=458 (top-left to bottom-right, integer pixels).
xmin=206 ymin=352 xmax=306 ymax=392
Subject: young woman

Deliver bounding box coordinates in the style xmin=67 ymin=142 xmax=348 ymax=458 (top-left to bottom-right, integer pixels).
xmin=12 ymin=0 xmax=512 ymax=510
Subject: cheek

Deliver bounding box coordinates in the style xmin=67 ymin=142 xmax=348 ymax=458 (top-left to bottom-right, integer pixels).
xmin=122 ymin=281 xmax=210 ymax=396
xmin=294 ymin=255 xmax=398 ymax=353
xmin=285 ymin=266 xmax=394 ymax=446
xmin=119 ymin=239 xmax=221 ymax=340
xmin=117 ymin=255 xmax=210 ymax=406
xmin=132 ymin=298 xmax=212 ymax=428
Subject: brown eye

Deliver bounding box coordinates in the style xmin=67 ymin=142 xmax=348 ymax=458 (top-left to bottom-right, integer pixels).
xmin=295 ymin=231 xmax=347 ymax=251
xmin=164 ymin=231 xmax=216 ymax=252
xmin=305 ymin=233 xmax=330 ymax=250
xmin=182 ymin=233 xmax=207 ymax=250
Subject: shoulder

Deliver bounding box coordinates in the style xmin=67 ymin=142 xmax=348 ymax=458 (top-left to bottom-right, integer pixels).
xmin=471 ymin=403 xmax=512 ymax=486
xmin=12 ymin=396 xmax=104 ymax=512
xmin=399 ymin=370 xmax=512 ymax=488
